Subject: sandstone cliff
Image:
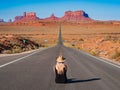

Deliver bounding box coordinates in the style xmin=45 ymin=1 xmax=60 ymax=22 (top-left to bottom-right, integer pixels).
xmin=14 ymin=12 xmax=40 ymax=22
xmin=44 ymin=13 xmax=60 ymax=21
xmin=14 ymin=10 xmax=92 ymax=22
xmin=61 ymin=10 xmax=92 ymax=21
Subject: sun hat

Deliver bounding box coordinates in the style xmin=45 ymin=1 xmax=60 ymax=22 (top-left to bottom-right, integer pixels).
xmin=56 ymin=55 xmax=65 ymax=63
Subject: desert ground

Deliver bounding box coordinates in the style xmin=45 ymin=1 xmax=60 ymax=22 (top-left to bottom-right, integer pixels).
xmin=0 ymin=22 xmax=120 ymax=62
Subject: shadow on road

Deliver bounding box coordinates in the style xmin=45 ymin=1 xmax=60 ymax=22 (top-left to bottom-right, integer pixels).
xmin=67 ymin=78 xmax=101 ymax=84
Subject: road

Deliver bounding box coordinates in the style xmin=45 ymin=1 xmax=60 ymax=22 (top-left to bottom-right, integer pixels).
xmin=0 ymin=25 xmax=120 ymax=90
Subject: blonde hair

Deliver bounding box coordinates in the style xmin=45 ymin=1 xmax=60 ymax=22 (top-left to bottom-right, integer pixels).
xmin=55 ymin=62 xmax=67 ymax=74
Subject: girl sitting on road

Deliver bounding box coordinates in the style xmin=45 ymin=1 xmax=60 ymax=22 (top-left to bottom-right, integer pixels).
xmin=54 ymin=55 xmax=67 ymax=83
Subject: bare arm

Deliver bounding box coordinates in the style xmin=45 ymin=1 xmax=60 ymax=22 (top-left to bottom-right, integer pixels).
xmin=53 ymin=65 xmax=56 ymax=72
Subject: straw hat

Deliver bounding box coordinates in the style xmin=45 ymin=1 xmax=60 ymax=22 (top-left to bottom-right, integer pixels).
xmin=56 ymin=55 xmax=65 ymax=63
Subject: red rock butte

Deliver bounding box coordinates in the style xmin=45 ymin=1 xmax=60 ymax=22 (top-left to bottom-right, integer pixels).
xmin=14 ymin=12 xmax=40 ymax=22
xmin=44 ymin=13 xmax=60 ymax=21
xmin=13 ymin=10 xmax=93 ymax=22
xmin=62 ymin=10 xmax=92 ymax=21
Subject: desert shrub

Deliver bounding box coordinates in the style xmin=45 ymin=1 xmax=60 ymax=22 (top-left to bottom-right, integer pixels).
xmin=90 ymin=50 xmax=100 ymax=56
xmin=77 ymin=47 xmax=81 ymax=50
xmin=39 ymin=44 xmax=45 ymax=47
xmin=111 ymin=48 xmax=120 ymax=59
xmin=72 ymin=44 xmax=75 ymax=46
xmin=104 ymin=35 xmax=112 ymax=41
xmin=12 ymin=46 xmax=22 ymax=53
xmin=79 ymin=38 xmax=84 ymax=41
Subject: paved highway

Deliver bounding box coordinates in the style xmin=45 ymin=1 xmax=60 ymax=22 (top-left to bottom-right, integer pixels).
xmin=0 ymin=25 xmax=120 ymax=90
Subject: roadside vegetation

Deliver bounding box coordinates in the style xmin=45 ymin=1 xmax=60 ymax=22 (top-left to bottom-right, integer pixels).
xmin=64 ymin=34 xmax=120 ymax=63
xmin=0 ymin=36 xmax=40 ymax=54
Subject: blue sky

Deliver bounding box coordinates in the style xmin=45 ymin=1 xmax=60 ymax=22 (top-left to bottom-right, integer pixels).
xmin=0 ymin=0 xmax=120 ymax=21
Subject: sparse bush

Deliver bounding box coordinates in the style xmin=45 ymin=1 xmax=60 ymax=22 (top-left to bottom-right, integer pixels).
xmin=104 ymin=35 xmax=111 ymax=41
xmin=79 ymin=38 xmax=84 ymax=41
xmin=12 ymin=46 xmax=22 ymax=53
xmin=111 ymin=48 xmax=120 ymax=59
xmin=40 ymin=44 xmax=46 ymax=47
xmin=72 ymin=44 xmax=75 ymax=46
xmin=77 ymin=47 xmax=81 ymax=49
xmin=90 ymin=50 xmax=100 ymax=56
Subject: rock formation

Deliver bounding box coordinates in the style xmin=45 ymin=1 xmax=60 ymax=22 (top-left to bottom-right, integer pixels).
xmin=44 ymin=13 xmax=60 ymax=21
xmin=61 ymin=10 xmax=92 ymax=21
xmin=43 ymin=10 xmax=92 ymax=22
xmin=13 ymin=10 xmax=93 ymax=22
xmin=8 ymin=19 xmax=12 ymax=22
xmin=14 ymin=12 xmax=40 ymax=22
xmin=0 ymin=19 xmax=4 ymax=22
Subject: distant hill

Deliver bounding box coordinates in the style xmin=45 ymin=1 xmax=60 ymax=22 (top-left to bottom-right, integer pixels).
xmin=13 ymin=10 xmax=93 ymax=22
xmin=0 ymin=19 xmax=4 ymax=22
xmin=1 ymin=10 xmax=120 ymax=25
xmin=61 ymin=10 xmax=92 ymax=22
xmin=44 ymin=13 xmax=60 ymax=21
xmin=14 ymin=12 xmax=40 ymax=22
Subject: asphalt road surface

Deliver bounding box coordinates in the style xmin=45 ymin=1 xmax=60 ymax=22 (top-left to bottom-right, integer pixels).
xmin=0 ymin=25 xmax=120 ymax=90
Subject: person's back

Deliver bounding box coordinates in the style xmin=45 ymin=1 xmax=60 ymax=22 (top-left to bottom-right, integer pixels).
xmin=54 ymin=55 xmax=67 ymax=83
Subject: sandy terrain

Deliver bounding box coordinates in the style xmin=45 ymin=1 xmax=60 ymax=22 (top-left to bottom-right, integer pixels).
xmin=0 ymin=22 xmax=120 ymax=62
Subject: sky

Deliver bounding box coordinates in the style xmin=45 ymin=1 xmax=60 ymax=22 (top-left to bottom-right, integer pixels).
xmin=0 ymin=0 xmax=120 ymax=21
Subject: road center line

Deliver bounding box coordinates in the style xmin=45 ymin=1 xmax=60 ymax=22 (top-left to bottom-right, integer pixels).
xmin=0 ymin=50 xmax=40 ymax=69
